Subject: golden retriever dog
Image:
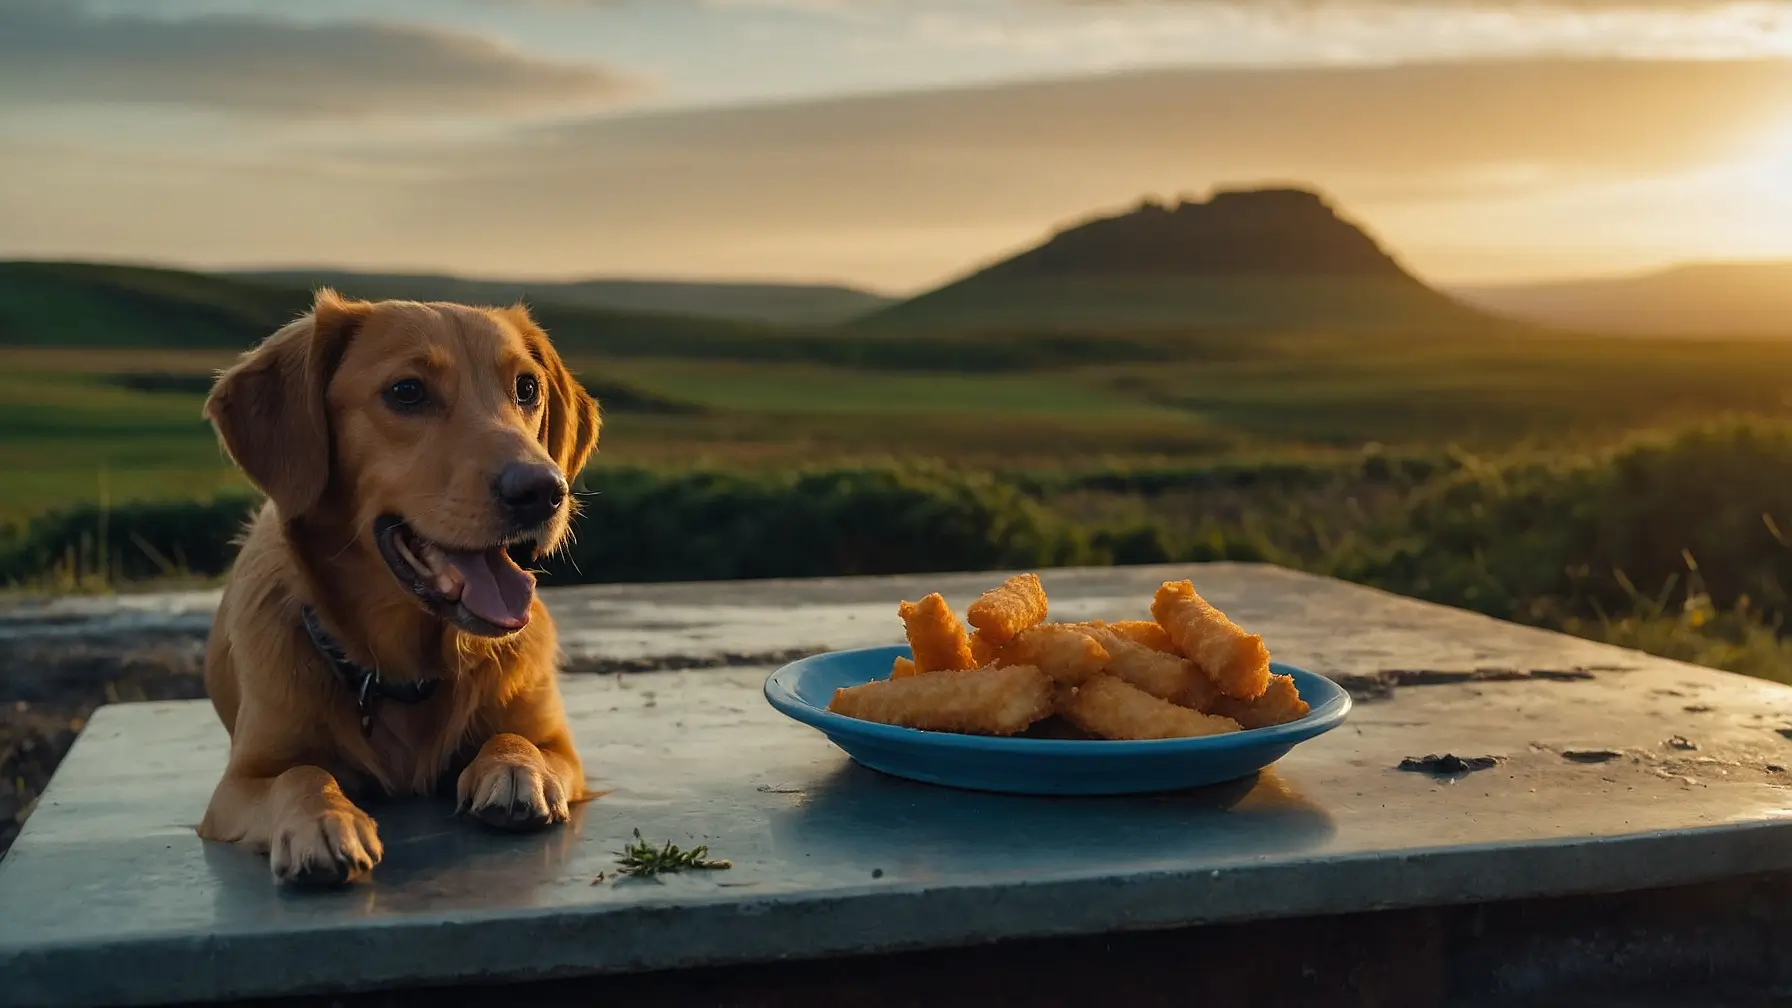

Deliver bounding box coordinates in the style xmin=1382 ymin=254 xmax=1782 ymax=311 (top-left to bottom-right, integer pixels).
xmin=195 ymin=289 xmax=599 ymax=886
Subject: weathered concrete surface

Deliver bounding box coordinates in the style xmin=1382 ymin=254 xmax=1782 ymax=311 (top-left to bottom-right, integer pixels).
xmin=3 ymin=565 xmax=1792 ymax=1007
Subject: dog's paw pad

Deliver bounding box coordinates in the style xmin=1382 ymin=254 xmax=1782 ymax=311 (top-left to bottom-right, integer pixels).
xmin=462 ymin=763 xmax=564 ymax=831
xmin=270 ymin=805 xmax=382 ymax=887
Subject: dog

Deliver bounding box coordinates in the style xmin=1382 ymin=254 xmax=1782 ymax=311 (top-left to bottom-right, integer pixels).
xmin=195 ymin=289 xmax=599 ymax=886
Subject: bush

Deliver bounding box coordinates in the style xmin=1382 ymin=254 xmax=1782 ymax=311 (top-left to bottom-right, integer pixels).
xmin=0 ymin=496 xmax=258 ymax=586
xmin=1337 ymin=420 xmax=1792 ymax=625
xmin=544 ymin=465 xmax=1088 ymax=583
xmin=1 ymin=466 xmax=1096 ymax=588
xmin=10 ymin=422 xmax=1792 ymax=652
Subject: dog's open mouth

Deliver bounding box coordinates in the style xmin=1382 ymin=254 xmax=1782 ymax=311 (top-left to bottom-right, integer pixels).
xmin=374 ymin=516 xmax=537 ymax=637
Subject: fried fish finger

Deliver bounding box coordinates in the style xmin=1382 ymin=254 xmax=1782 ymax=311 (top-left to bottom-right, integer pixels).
xmin=1104 ymin=620 xmax=1176 ymax=654
xmin=898 ymin=593 xmax=976 ymax=674
xmin=995 ymin=623 xmax=1110 ymax=685
xmin=965 ymin=573 xmax=1049 ymax=645
xmin=1151 ymin=580 xmax=1270 ymax=701
xmin=1083 ymin=627 xmax=1204 ymax=701
xmin=1173 ymin=669 xmax=1223 ymax=714
xmin=1058 ymin=674 xmax=1241 ymax=740
xmin=890 ymin=655 xmax=918 ymax=679
xmin=969 ymin=630 xmax=1000 ymax=667
xmin=828 ymin=664 xmax=1054 ymax=735
xmin=1208 ymin=673 xmax=1309 ymax=729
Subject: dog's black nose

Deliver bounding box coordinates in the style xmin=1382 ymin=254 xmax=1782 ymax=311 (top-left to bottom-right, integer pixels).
xmin=494 ymin=462 xmax=568 ymax=529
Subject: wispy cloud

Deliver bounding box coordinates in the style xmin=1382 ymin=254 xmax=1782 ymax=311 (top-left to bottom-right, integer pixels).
xmin=0 ymin=1 xmax=639 ymax=117
xmin=912 ymin=0 xmax=1792 ymax=63
xmin=8 ymin=57 xmax=1788 ymax=287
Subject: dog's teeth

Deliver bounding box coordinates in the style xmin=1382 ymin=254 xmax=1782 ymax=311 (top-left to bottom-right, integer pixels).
xmin=395 ymin=535 xmax=430 ymax=574
xmin=435 ymin=565 xmax=465 ymax=600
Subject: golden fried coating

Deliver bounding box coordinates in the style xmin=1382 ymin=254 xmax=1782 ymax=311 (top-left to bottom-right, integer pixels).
xmin=1151 ymin=580 xmax=1270 ymax=701
xmin=1057 ymin=674 xmax=1242 ymax=740
xmin=969 ymin=630 xmax=1000 ymax=667
xmin=828 ymin=664 xmax=1054 ymax=735
xmin=995 ymin=623 xmax=1110 ymax=685
xmin=1209 ymin=673 xmax=1309 ymax=729
xmin=1173 ymin=669 xmax=1223 ymax=714
xmin=1105 ymin=620 xmax=1176 ymax=654
xmin=965 ymin=573 xmax=1049 ymax=645
xmin=857 ymin=573 xmax=1279 ymax=740
xmin=1083 ymin=628 xmax=1204 ymax=701
xmin=898 ymin=593 xmax=976 ymax=674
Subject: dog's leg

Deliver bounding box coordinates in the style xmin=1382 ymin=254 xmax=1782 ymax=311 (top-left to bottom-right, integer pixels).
xmin=199 ymin=766 xmax=383 ymax=886
xmin=456 ymin=730 xmax=584 ymax=830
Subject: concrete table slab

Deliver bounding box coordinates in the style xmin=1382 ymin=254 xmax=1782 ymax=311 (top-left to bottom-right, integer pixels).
xmin=4 ymin=564 xmax=1792 ymax=1006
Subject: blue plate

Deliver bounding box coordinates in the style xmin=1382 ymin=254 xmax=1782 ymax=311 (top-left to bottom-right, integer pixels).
xmin=764 ymin=644 xmax=1351 ymax=796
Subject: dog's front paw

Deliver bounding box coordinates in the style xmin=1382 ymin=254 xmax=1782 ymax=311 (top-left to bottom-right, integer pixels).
xmin=456 ymin=734 xmax=570 ymax=830
xmin=269 ymin=800 xmax=382 ymax=887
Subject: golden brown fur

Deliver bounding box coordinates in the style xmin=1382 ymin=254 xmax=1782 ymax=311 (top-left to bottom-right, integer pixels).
xmin=196 ymin=289 xmax=599 ymax=886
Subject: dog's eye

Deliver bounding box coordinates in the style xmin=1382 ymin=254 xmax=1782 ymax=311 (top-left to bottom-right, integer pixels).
xmin=385 ymin=379 xmax=427 ymax=410
xmin=515 ymin=374 xmax=540 ymax=408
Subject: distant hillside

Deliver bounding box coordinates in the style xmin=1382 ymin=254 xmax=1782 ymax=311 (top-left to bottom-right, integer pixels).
xmin=0 ymin=261 xmax=303 ymax=349
xmin=0 ymin=261 xmax=775 ymax=355
xmin=861 ymin=187 xmax=1497 ymax=333
xmin=228 ymin=269 xmax=892 ymax=327
xmin=1454 ymin=262 xmax=1792 ymax=337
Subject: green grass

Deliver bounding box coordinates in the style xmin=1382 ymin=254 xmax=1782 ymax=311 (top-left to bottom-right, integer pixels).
xmin=0 ymin=365 xmax=246 ymax=519
xmin=11 ymin=322 xmax=1792 ymax=518
xmin=595 ymin=359 xmax=1180 ymax=417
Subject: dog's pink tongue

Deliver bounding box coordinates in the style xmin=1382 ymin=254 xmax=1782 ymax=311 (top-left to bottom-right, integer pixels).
xmin=442 ymin=547 xmax=535 ymax=630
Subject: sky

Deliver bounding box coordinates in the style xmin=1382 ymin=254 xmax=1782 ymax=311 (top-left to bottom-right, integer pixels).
xmin=2 ymin=0 xmax=1792 ymax=292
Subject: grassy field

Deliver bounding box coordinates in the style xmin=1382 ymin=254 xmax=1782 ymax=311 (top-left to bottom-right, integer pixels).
xmin=6 ymin=258 xmax=1792 ymax=692
xmin=9 ymin=324 xmax=1792 ymax=519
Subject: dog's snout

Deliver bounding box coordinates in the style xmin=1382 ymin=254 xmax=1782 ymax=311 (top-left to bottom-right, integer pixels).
xmin=494 ymin=462 xmax=568 ymax=529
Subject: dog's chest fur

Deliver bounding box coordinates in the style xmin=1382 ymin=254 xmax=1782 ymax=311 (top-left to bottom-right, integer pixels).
xmin=333 ymin=671 xmax=495 ymax=796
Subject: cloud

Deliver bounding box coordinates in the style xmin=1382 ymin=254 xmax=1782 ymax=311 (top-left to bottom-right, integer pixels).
xmin=4 ymin=57 xmax=1792 ymax=287
xmin=0 ymin=1 xmax=637 ymax=117
xmin=1062 ymin=1 xmax=1780 ymax=7
xmin=345 ymin=57 xmax=1792 ymax=284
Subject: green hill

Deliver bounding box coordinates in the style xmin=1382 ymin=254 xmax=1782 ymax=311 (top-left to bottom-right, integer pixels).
xmin=0 ymin=260 xmax=1202 ymax=371
xmin=0 ymin=260 xmax=776 ymax=355
xmin=227 ymin=269 xmax=892 ymax=327
xmin=0 ymin=261 xmax=303 ymax=349
xmin=861 ymin=187 xmax=1499 ymax=333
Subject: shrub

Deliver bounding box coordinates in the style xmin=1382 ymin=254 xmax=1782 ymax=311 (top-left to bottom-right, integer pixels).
xmin=1338 ymin=420 xmax=1792 ymax=625
xmin=543 ymin=464 xmax=1088 ymax=583
xmin=0 ymin=496 xmax=258 ymax=586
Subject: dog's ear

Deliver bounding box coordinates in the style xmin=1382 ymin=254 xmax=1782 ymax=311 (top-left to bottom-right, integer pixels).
xmin=205 ymin=289 xmax=369 ymax=517
xmin=502 ymin=304 xmax=600 ymax=479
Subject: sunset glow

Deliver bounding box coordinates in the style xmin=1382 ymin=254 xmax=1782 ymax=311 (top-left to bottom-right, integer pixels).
xmin=3 ymin=1 xmax=1792 ymax=287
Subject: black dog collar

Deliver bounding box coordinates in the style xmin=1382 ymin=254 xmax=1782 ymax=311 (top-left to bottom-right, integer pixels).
xmin=300 ymin=605 xmax=441 ymax=735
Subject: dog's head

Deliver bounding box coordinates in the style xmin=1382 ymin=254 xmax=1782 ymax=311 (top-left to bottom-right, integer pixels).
xmin=206 ymin=290 xmax=600 ymax=637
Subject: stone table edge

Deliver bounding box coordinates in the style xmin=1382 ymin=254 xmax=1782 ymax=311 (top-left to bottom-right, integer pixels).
xmin=5 ymin=818 xmax=1792 ymax=1006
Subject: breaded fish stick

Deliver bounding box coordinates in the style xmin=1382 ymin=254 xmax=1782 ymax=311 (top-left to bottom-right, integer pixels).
xmin=898 ymin=593 xmax=976 ymax=674
xmin=890 ymin=655 xmax=918 ymax=679
xmin=969 ymin=630 xmax=999 ymax=667
xmin=1083 ymin=628 xmax=1204 ymax=701
xmin=1058 ymin=674 xmax=1241 ymax=740
xmin=1105 ymin=620 xmax=1176 ymax=654
xmin=995 ymin=623 xmax=1110 ymax=685
xmin=1152 ymin=580 xmax=1270 ymax=700
xmin=1209 ymin=673 xmax=1310 ymax=729
xmin=965 ymin=573 xmax=1049 ymax=645
xmin=828 ymin=664 xmax=1054 ymax=735
xmin=1174 ymin=670 xmax=1223 ymax=714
